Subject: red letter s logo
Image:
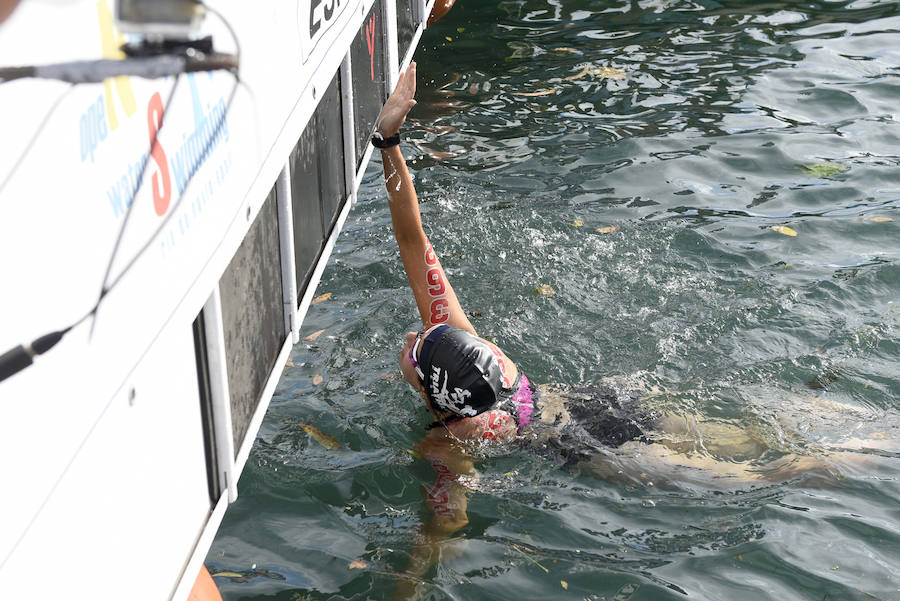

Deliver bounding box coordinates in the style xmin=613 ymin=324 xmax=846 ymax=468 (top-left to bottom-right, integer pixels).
xmin=147 ymin=92 xmax=171 ymax=216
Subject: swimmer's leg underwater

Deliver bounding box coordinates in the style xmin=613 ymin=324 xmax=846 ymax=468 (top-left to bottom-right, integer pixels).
xmin=531 ymin=383 xmax=895 ymax=489
xmin=573 ymin=418 xmax=896 ymax=491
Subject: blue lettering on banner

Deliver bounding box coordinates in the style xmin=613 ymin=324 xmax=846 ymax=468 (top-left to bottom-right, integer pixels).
xmin=171 ymin=75 xmax=230 ymax=195
xmin=104 ymin=74 xmax=230 ymax=228
xmin=79 ymin=95 xmax=109 ymax=162
xmin=106 ymin=155 xmax=147 ymax=218
xmin=158 ymin=74 xmax=232 ymax=255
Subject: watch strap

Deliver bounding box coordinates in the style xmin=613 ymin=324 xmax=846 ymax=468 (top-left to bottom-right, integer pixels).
xmin=371 ymin=131 xmax=400 ymax=148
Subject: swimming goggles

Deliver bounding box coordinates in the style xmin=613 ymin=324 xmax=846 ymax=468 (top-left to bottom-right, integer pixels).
xmin=408 ymin=329 xmax=426 ymax=381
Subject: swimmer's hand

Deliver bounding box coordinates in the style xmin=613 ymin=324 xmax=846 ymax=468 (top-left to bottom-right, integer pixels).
xmin=376 ymin=62 xmax=417 ymax=138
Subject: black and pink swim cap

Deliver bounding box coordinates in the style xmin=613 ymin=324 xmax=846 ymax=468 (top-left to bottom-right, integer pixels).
xmin=417 ymin=325 xmax=506 ymax=418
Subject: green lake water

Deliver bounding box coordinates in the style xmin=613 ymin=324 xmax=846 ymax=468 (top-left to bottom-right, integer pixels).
xmin=207 ymin=1 xmax=900 ymax=599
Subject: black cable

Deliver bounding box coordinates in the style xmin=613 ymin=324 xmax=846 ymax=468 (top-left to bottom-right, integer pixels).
xmin=0 ymin=54 xmax=239 ymax=84
xmin=90 ymin=73 xmax=183 ymax=337
xmin=0 ymin=300 xmax=100 ymax=382
xmin=0 ymin=6 xmax=243 ymax=384
xmin=0 ymin=83 xmax=75 ymax=198
xmin=0 ymin=75 xmax=182 ymax=382
xmin=102 ymin=73 xmax=240 ymax=296
xmin=201 ymin=2 xmax=242 ymax=62
xmin=1 ymin=70 xmax=239 ymax=381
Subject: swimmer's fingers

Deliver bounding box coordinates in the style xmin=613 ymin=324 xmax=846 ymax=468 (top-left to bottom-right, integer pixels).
xmin=390 ymin=63 xmax=418 ymax=126
xmin=397 ymin=61 xmax=416 ymax=103
xmin=376 ymin=62 xmax=417 ymax=137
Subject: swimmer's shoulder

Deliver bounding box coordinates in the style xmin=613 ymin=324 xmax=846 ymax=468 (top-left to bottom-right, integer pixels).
xmin=481 ymin=339 xmax=518 ymax=388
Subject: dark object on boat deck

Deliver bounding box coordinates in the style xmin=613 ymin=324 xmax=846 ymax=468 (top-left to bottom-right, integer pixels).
xmin=0 ymin=329 xmax=69 ymax=384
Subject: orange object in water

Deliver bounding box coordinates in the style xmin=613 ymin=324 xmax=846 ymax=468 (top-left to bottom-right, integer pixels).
xmin=427 ymin=0 xmax=456 ymax=27
xmin=188 ymin=566 xmax=224 ymax=601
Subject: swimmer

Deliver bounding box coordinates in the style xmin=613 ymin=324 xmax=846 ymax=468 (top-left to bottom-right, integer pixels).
xmin=375 ymin=63 xmax=894 ymax=599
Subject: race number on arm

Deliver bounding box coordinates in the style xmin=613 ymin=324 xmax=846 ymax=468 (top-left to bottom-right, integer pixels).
xmin=400 ymin=235 xmax=475 ymax=333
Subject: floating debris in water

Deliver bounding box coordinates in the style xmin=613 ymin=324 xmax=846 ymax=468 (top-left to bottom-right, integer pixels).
xmin=870 ymin=216 xmax=893 ymax=222
xmin=800 ymin=162 xmax=847 ymax=177
xmin=535 ymin=284 xmax=556 ymax=297
xmin=514 ymin=89 xmax=557 ymax=97
xmin=312 ymin=374 xmax=323 ymax=385
xmin=561 ymin=581 xmax=569 ymax=590
xmin=208 ymin=567 xmax=287 ymax=583
xmin=565 ymin=64 xmax=626 ymax=81
xmin=285 ymin=359 xmax=295 ymax=367
xmin=612 ymin=583 xmax=639 ymax=601
xmin=565 ymin=66 xmax=590 ymax=81
xmin=379 ymin=372 xmax=400 ymax=381
xmin=553 ymin=47 xmax=580 ymax=53
xmin=509 ymin=543 xmax=549 ymax=573
xmin=806 ymin=369 xmax=840 ymax=390
xmin=594 ymin=66 xmax=626 ymax=79
xmin=573 ymin=219 xmax=584 ymax=227
xmin=596 ymin=225 xmax=620 ymax=234
xmin=304 ymin=329 xmax=325 ymax=342
xmin=506 ymin=41 xmax=533 ymax=60
xmin=348 ymin=559 xmax=368 ymax=569
xmin=298 ymin=423 xmax=341 ymax=449
xmin=770 ymin=225 xmax=798 ymax=237
xmin=311 ymin=292 xmax=332 ymax=304
xmin=211 ymin=571 xmax=243 ymax=579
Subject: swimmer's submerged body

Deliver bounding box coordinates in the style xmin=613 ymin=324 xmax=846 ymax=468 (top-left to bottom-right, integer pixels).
xmin=375 ymin=64 xmax=895 ymax=600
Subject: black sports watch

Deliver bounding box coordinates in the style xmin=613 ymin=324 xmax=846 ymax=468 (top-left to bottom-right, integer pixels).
xmin=371 ymin=131 xmax=400 ymax=148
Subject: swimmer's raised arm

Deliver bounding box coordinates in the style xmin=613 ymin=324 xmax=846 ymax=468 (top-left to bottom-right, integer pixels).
xmin=377 ymin=63 xmax=476 ymax=334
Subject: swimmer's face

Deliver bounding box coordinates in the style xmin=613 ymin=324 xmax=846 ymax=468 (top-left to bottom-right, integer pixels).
xmin=399 ymin=324 xmax=446 ymax=402
xmin=399 ymin=330 xmax=426 ymax=399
